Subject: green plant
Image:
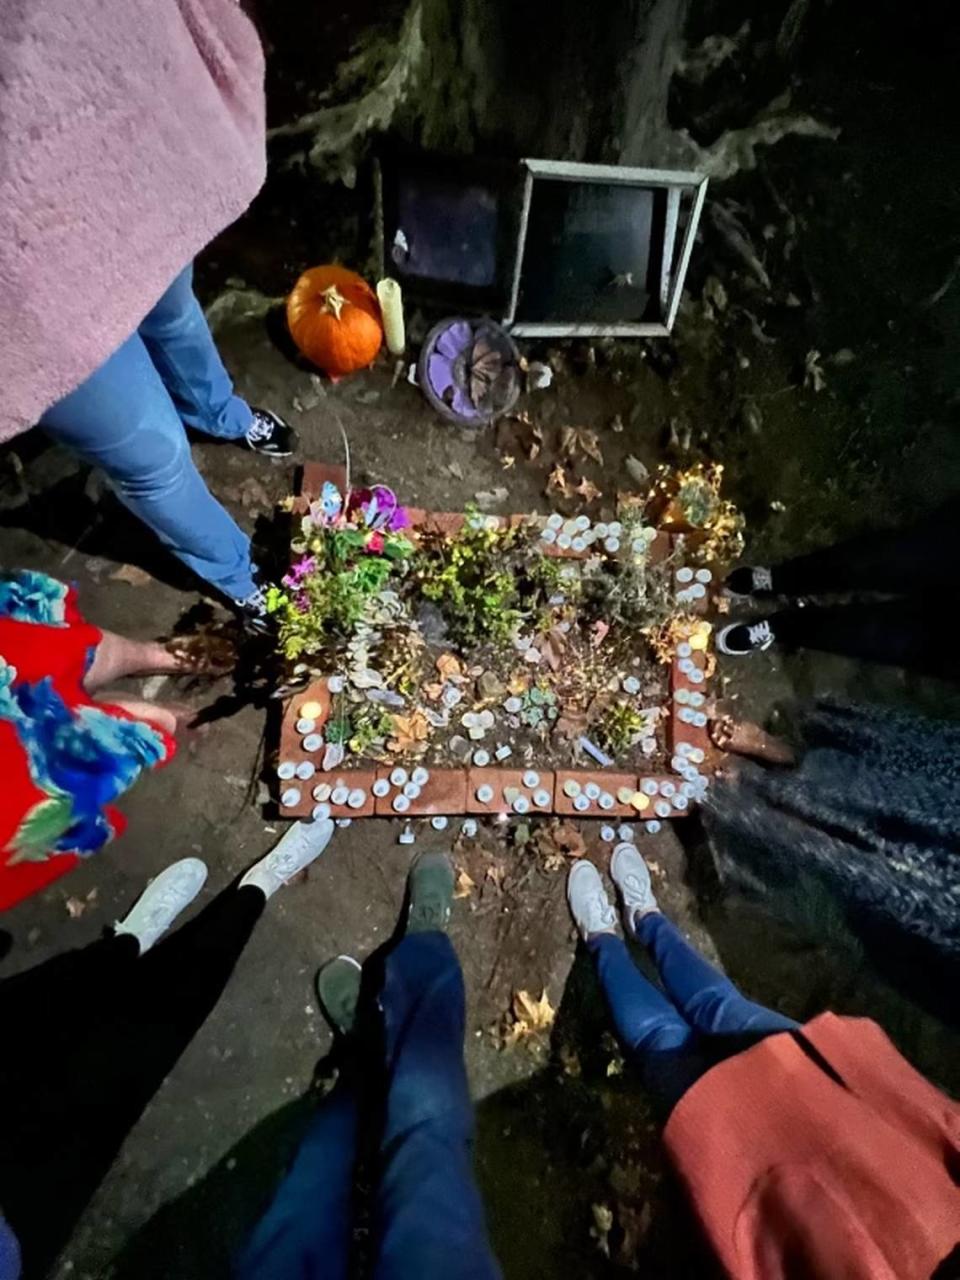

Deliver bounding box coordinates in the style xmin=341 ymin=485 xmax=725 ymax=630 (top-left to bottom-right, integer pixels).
xmin=415 ymin=515 xmax=524 ymax=647
xmin=348 ymin=705 xmax=395 ymax=755
xmin=597 ymin=702 xmax=647 ymax=753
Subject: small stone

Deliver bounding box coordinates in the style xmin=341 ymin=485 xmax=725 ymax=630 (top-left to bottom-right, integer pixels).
xmin=477 ymin=671 xmax=506 ymax=700
xmin=449 ymin=735 xmax=473 ymax=762
xmin=322 ymin=744 xmax=345 ymax=771
xmin=617 ymin=824 xmax=634 ymax=842
xmin=671 ymin=793 xmax=689 ymax=810
xmin=335 ymin=818 xmax=352 ymax=828
xmin=598 ymin=792 xmax=615 ymax=810
xmin=603 ymin=537 xmax=620 ymax=553
xmin=442 ymin=685 xmax=463 ymax=709
xmin=695 ymin=568 xmax=713 ymax=584
xmin=547 ymin=513 xmax=564 ymax=530
xmin=621 ymin=676 xmax=641 ymax=695
xmin=327 ymin=675 xmax=345 ymax=693
xmin=494 ymin=745 xmax=512 ymax=762
xmin=300 ymin=700 xmax=324 ymax=720
xmin=541 ymin=527 xmax=557 ymax=544
xmin=659 ymin=781 xmax=676 ymax=797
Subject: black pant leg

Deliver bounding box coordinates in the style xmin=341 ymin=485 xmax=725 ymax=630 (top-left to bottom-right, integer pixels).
xmin=771 ymin=601 xmax=947 ymax=677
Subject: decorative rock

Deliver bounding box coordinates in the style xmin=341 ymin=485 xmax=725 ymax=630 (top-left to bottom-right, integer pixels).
xmin=323 ymin=744 xmax=345 ymax=771
xmin=331 ymin=785 xmax=350 ymax=806
xmin=503 ymin=786 xmax=521 ymax=805
xmin=600 ymin=825 xmax=617 ymax=843
xmin=312 ymin=802 xmax=331 ymax=821
xmin=313 ymin=783 xmax=332 ymax=802
xmin=608 ymin=521 xmax=623 ymax=537
xmin=692 ymin=712 xmax=708 ymax=728
xmin=393 ymin=794 xmax=411 ymax=813
xmin=594 ymin=522 xmax=609 ymax=538
xmin=461 ymin=711 xmax=480 ymax=730
xmin=689 ymin=692 xmax=705 ymax=708
xmin=679 ymin=708 xmax=696 ymax=724
xmin=296 ymin=717 xmax=316 ymax=735
xmin=449 ymin=735 xmax=473 ymax=762
xmin=390 ymin=767 xmax=409 ymax=787
xmin=477 ymin=671 xmax=506 ymax=701
xmin=473 ymin=749 xmax=491 ymax=767
xmin=431 ymin=815 xmax=449 ymax=830
xmin=277 ymin=761 xmax=297 ymax=781
xmin=303 ymin=733 xmax=324 ymax=753
xmin=442 ymin=685 xmax=464 ymax=709
xmin=671 ymin=756 xmax=688 ymax=772
xmin=372 ymin=778 xmax=391 ymax=798
xmin=579 ymin=736 xmax=614 ymax=767
xmin=295 ymin=761 xmax=316 ymax=781
xmin=688 ymin=747 xmax=706 ymax=764
xmin=641 ymin=738 xmax=657 ymax=755
xmin=281 ymin=787 xmax=301 ymax=808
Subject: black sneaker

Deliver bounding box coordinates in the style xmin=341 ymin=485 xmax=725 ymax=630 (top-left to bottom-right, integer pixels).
xmin=233 ymin=584 xmax=271 ymax=635
xmin=245 ymin=408 xmax=297 ymax=458
xmin=725 ymin=565 xmax=774 ymax=598
xmin=406 ymin=851 xmax=455 ymax=934
xmin=717 ymin=618 xmax=776 ymax=656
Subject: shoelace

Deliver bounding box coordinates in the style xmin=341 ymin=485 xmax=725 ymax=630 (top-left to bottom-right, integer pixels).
xmin=585 ymin=893 xmax=616 ymax=933
xmin=247 ymin=413 xmax=274 ymax=443
xmin=748 ymin=620 xmax=773 ymax=647
xmin=242 ymin=586 xmax=269 ymax=613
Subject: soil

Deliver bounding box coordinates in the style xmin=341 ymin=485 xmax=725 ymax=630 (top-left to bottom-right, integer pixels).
xmin=2 ymin=6 xmax=960 ymax=1279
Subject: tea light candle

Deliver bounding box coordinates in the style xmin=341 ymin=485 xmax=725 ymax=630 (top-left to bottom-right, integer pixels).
xmin=295 ymin=761 xmax=316 ymax=781
xmin=644 ymin=819 xmax=662 ymax=834
xmin=431 ymin=815 xmax=449 ymax=830
xmin=513 ymin=796 xmax=530 ymax=814
xmin=563 ymin=779 xmax=582 ymax=798
xmin=390 ymin=767 xmax=408 ymax=787
xmin=695 ymin=568 xmax=713 ymax=584
xmin=296 ymin=718 xmax=316 ymax=735
xmin=476 ymin=784 xmax=494 ymax=804
xmin=331 ymin=785 xmax=350 ymax=806
xmin=376 ymin=278 xmax=406 ymax=354
xmin=598 ymin=792 xmax=615 ymax=810
xmin=676 ymin=567 xmax=694 ymax=584
xmin=346 ymin=787 xmax=366 ymax=809
xmin=473 ymin=749 xmax=490 ymax=767
xmin=541 ymin=527 xmax=557 ymax=544
xmin=618 ymin=824 xmax=635 ymax=842
xmin=533 ymin=789 xmax=551 ymax=808
xmin=573 ymin=794 xmax=591 ymax=812
xmin=584 ymin=782 xmax=601 ymax=801
xmin=300 ymin=700 xmax=324 ymax=720
xmin=600 ymin=825 xmax=616 ymax=843
xmin=312 ymin=801 xmax=331 ymax=820
xmin=281 ymin=787 xmax=301 ymax=808
xmin=372 ymin=778 xmax=391 ymax=798
xmin=303 ymin=733 xmax=324 ymax=753
xmin=393 ymin=794 xmax=411 ymax=813
xmin=523 ymin=770 xmax=540 ymax=789
xmin=654 ymin=800 xmax=671 ymax=818
xmin=277 ymin=761 xmax=297 ymax=780
xmin=412 ymin=767 xmax=430 ymax=787
xmin=313 ymin=782 xmax=332 ymax=802
xmin=403 ymin=781 xmax=421 ymax=800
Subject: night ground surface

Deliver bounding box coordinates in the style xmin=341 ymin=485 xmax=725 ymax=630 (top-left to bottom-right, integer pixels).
xmin=2 ymin=11 xmax=960 ymax=1278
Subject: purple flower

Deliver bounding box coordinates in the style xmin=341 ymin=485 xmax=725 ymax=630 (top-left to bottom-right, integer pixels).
xmin=282 ymin=555 xmax=317 ymax=590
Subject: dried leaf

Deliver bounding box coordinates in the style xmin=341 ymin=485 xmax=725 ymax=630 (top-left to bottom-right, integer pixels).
xmin=485 ymin=862 xmax=506 ymax=893
xmin=423 ymin=681 xmax=444 ymax=701
xmin=445 ymin=460 xmax=464 ymax=480
xmin=591 ymin=1203 xmax=614 ymax=1258
xmin=454 ymin=869 xmax=476 ymax=899
xmin=388 ymin=709 xmax=430 ymax=752
xmin=546 ymin=464 xmax=570 ymax=497
xmin=804 ymin=348 xmax=827 ymax=392
xmin=527 ymin=424 xmax=544 ymax=462
xmin=109 ymin=563 xmax=152 ymax=588
xmin=436 ymin=653 xmax=463 ymax=682
xmin=65 ymin=896 xmax=87 ymax=919
xmin=500 ymin=454 xmax=516 ymax=470
xmin=512 ymin=987 xmax=555 ymax=1032
xmin=575 ymin=476 xmax=602 ymax=503
xmin=561 ymin=425 xmax=604 ymax=466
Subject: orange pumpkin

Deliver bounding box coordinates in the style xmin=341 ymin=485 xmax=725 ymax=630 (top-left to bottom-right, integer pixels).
xmin=286 ymin=265 xmax=383 ymax=376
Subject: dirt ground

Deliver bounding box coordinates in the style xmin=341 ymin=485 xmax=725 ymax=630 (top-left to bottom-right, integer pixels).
xmin=2 ymin=9 xmax=960 ymax=1279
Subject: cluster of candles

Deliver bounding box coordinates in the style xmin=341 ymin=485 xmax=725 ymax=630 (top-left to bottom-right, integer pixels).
xmin=539 ymin=514 xmax=658 ymax=556
xmin=675 ymin=566 xmax=713 ymax=605
xmin=474 ymin=770 xmax=553 ymax=814
xmin=371 ymin=766 xmax=432 ymax=814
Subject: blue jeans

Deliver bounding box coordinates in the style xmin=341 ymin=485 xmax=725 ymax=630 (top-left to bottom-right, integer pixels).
xmin=41 ymin=265 xmax=258 ymax=600
xmin=588 ymin=913 xmax=798 ymax=1110
xmin=236 ymin=933 xmax=501 ymax=1280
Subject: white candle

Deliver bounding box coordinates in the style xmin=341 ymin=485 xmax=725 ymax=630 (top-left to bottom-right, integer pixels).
xmin=377 ymin=278 xmax=406 ymax=355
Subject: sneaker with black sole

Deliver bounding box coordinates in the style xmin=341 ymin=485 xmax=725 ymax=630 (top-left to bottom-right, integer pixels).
xmin=717 ymin=618 xmax=776 ymax=656
xmin=245 ymin=408 xmax=297 ymax=458
xmin=316 ymin=955 xmax=363 ymax=1037
xmin=725 ymin=565 xmax=774 ymax=598
xmin=406 ymin=851 xmax=455 ymax=933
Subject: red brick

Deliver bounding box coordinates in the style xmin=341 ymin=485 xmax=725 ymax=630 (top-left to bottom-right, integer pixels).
xmin=554 ymin=770 xmax=639 ymax=819
xmin=279 ymin=679 xmax=333 ymax=762
xmin=373 ymin=766 xmax=468 ymax=817
xmin=301 ymin=461 xmax=347 ymax=501
xmin=466 ymin=767 xmax=556 ymax=815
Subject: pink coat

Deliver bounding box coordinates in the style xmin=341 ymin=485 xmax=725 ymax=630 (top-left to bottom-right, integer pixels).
xmin=0 ymin=0 xmax=267 ymax=443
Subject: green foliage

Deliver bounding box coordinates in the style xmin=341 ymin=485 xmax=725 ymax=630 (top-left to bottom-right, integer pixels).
xmin=415 ymin=515 xmax=523 ymax=647
xmin=348 ymin=706 xmax=395 ymax=755
xmin=598 ymin=702 xmax=647 ymax=753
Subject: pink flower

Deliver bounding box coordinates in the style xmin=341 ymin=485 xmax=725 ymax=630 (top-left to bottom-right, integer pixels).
xmin=366 ymin=531 xmax=385 ymax=554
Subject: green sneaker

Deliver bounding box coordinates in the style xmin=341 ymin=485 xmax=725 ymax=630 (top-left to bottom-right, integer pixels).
xmin=316 ymin=956 xmax=362 ymax=1037
xmin=406 ymin=851 xmax=455 ymax=933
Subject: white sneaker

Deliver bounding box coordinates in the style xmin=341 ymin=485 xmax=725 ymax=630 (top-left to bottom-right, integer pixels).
xmin=566 ymin=860 xmax=617 ymax=941
xmin=114 ymin=858 xmax=208 ymax=954
xmin=610 ymin=843 xmax=659 ymax=934
xmin=239 ymin=819 xmax=335 ymax=899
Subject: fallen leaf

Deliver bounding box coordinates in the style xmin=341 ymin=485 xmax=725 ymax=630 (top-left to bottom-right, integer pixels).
xmin=606 ymin=1056 xmax=624 ymax=1077
xmin=388 ymin=709 xmax=430 ymax=752
xmin=546 ymin=464 xmax=570 ymax=496
xmin=803 ymin=348 xmax=827 ymax=392
xmin=454 ymin=869 xmax=476 ymax=899
xmin=500 ymin=454 xmax=516 ymax=470
xmin=591 ymin=1203 xmax=614 ymax=1258
xmin=575 ymin=476 xmax=602 ymax=503
xmin=485 ymin=862 xmax=506 ymax=893
xmin=436 ymin=653 xmax=463 ymax=682
xmin=109 ymin=563 xmax=152 ymax=588
xmin=533 ymin=821 xmax=586 ymax=864
xmin=422 ymin=681 xmax=444 ymax=701
xmin=513 ymin=987 xmax=555 ymax=1031
xmin=445 ymin=460 xmax=464 ymax=480
xmin=65 ymin=897 xmax=87 ymax=919
xmin=527 ymin=424 xmax=544 ymax=461
xmin=561 ymin=425 xmax=604 ymax=466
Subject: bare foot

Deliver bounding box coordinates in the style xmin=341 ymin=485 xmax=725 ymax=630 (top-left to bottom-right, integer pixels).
xmin=709 ymin=715 xmax=795 ymax=765
xmin=97 ymin=696 xmax=203 ymax=738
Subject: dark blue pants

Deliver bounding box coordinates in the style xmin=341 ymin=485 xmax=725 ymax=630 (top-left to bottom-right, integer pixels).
xmin=236 ymin=932 xmax=500 ymax=1280
xmin=588 ymin=913 xmax=797 ymax=1109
